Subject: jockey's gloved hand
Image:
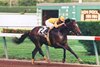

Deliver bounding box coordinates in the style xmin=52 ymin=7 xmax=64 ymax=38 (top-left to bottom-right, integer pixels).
xmin=62 ymin=23 xmax=65 ymax=24
xmin=62 ymin=23 xmax=66 ymax=26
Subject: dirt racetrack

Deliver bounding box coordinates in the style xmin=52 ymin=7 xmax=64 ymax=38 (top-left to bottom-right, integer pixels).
xmin=0 ymin=59 xmax=100 ymax=67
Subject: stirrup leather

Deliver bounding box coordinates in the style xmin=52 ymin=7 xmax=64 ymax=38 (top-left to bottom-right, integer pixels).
xmin=45 ymin=33 xmax=51 ymax=45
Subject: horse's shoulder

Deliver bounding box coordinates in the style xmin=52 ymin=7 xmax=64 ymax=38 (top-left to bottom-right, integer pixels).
xmin=50 ymin=28 xmax=59 ymax=35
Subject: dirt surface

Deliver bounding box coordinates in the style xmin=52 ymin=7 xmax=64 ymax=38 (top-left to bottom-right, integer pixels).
xmin=0 ymin=59 xmax=100 ymax=67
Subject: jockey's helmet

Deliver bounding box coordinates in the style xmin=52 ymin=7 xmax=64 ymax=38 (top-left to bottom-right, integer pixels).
xmin=59 ymin=16 xmax=65 ymax=22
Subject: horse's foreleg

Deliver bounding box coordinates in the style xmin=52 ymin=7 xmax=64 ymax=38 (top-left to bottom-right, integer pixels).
xmin=64 ymin=44 xmax=83 ymax=63
xmin=56 ymin=43 xmax=66 ymax=63
xmin=62 ymin=49 xmax=66 ymax=63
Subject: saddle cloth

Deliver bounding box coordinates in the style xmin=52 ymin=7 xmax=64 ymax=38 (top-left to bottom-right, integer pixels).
xmin=38 ymin=26 xmax=51 ymax=45
xmin=38 ymin=26 xmax=49 ymax=35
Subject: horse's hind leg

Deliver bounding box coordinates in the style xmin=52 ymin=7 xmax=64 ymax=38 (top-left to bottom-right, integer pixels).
xmin=35 ymin=42 xmax=49 ymax=62
xmin=64 ymin=44 xmax=83 ymax=63
xmin=32 ymin=47 xmax=38 ymax=64
xmin=37 ymin=45 xmax=48 ymax=62
xmin=32 ymin=44 xmax=47 ymax=63
xmin=32 ymin=44 xmax=47 ymax=64
xmin=29 ymin=36 xmax=45 ymax=64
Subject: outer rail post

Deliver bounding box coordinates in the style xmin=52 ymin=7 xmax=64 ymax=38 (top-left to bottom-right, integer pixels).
xmin=93 ymin=41 xmax=99 ymax=65
xmin=3 ymin=37 xmax=8 ymax=59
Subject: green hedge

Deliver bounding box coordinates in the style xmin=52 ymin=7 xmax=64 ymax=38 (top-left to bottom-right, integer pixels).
xmin=0 ymin=6 xmax=36 ymax=13
xmin=2 ymin=28 xmax=30 ymax=33
xmin=78 ymin=21 xmax=100 ymax=55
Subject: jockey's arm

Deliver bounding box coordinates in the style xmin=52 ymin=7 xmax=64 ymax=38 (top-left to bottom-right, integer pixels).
xmin=54 ymin=22 xmax=64 ymax=28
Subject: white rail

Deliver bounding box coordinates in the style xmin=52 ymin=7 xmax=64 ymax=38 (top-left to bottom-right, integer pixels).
xmin=1 ymin=33 xmax=100 ymax=40
xmin=0 ymin=33 xmax=22 ymax=37
xmin=0 ymin=33 xmax=100 ymax=65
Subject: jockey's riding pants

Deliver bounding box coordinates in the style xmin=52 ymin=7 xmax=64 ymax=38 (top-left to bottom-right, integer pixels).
xmin=45 ymin=20 xmax=54 ymax=28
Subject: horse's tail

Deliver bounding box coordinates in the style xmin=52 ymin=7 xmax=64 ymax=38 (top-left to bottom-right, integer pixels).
xmin=12 ymin=32 xmax=29 ymax=44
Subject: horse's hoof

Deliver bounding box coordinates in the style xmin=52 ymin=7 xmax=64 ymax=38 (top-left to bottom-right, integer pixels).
xmin=78 ymin=58 xmax=83 ymax=64
xmin=47 ymin=59 xmax=51 ymax=63
xmin=44 ymin=56 xmax=48 ymax=61
xmin=44 ymin=56 xmax=50 ymax=63
xmin=62 ymin=59 xmax=65 ymax=63
xmin=32 ymin=59 xmax=35 ymax=64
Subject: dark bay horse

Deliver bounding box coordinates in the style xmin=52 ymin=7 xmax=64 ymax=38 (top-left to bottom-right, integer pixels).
xmin=13 ymin=18 xmax=82 ymax=64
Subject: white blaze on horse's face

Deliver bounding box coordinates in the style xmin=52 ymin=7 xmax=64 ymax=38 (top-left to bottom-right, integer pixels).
xmin=74 ymin=23 xmax=82 ymax=35
xmin=75 ymin=24 xmax=79 ymax=28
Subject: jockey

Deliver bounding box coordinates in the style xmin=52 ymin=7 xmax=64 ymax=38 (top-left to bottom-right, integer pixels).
xmin=41 ymin=16 xmax=65 ymax=35
xmin=45 ymin=16 xmax=65 ymax=29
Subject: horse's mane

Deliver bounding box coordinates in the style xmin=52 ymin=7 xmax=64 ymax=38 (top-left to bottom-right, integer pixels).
xmin=65 ymin=18 xmax=75 ymax=24
xmin=52 ymin=18 xmax=72 ymax=35
xmin=57 ymin=18 xmax=76 ymax=35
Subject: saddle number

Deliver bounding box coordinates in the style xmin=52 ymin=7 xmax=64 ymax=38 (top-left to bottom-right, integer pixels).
xmin=38 ymin=27 xmax=44 ymax=34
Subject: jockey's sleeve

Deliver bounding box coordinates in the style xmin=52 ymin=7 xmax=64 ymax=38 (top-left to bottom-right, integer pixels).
xmin=54 ymin=22 xmax=58 ymax=28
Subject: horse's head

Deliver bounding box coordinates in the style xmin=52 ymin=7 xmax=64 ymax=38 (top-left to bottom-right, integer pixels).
xmin=64 ymin=18 xmax=82 ymax=35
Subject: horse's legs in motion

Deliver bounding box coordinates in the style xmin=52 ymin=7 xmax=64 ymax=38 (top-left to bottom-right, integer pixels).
xmin=56 ymin=43 xmax=66 ymax=63
xmin=64 ymin=43 xmax=82 ymax=62
xmin=32 ymin=42 xmax=47 ymax=64
xmin=62 ymin=48 xmax=66 ymax=63
xmin=29 ymin=36 xmax=47 ymax=64
xmin=31 ymin=43 xmax=47 ymax=64
xmin=32 ymin=47 xmax=38 ymax=64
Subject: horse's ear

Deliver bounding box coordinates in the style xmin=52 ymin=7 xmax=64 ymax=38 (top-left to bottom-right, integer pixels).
xmin=65 ymin=18 xmax=71 ymax=23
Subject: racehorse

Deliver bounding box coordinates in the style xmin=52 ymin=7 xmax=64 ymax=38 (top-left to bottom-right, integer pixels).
xmin=13 ymin=18 xmax=82 ymax=64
